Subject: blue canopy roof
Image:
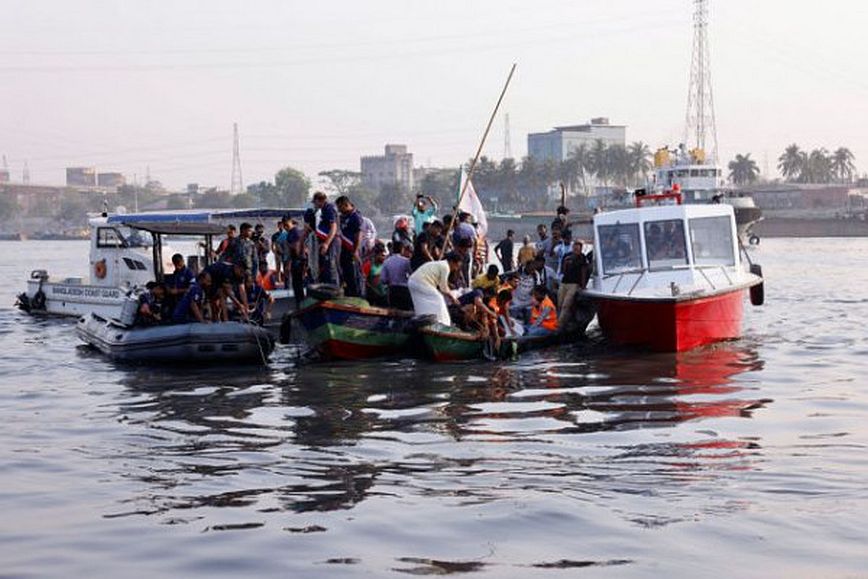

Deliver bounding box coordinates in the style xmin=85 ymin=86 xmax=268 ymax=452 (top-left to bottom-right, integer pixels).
xmin=106 ymin=208 xmax=305 ymax=227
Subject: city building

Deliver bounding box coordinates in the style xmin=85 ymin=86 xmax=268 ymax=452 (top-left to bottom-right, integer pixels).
xmin=0 ymin=169 xmax=9 ymax=183
xmin=97 ymin=172 xmax=126 ymax=188
xmin=361 ymin=144 xmax=414 ymax=192
xmin=66 ymin=167 xmax=97 ymax=187
xmin=527 ymin=118 xmax=627 ymax=163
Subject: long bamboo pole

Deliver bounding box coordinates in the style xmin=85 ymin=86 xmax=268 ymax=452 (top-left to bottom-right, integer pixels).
xmin=442 ymin=63 xmax=517 ymax=252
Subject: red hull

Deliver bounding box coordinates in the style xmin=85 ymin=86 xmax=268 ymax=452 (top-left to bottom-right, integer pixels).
xmin=596 ymin=289 xmax=745 ymax=352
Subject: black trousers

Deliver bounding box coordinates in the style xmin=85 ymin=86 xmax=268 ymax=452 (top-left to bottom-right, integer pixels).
xmin=388 ymin=286 xmax=413 ymax=311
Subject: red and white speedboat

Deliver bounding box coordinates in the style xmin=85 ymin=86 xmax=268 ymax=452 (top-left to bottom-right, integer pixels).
xmin=584 ymin=192 xmax=763 ymax=352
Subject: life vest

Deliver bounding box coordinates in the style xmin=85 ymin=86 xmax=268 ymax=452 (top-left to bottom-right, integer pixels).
xmin=257 ymin=269 xmax=278 ymax=291
xmin=530 ymin=296 xmax=558 ymax=332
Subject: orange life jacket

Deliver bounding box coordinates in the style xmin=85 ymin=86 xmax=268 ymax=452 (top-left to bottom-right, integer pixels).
xmin=257 ymin=269 xmax=278 ymax=291
xmin=530 ymin=296 xmax=558 ymax=332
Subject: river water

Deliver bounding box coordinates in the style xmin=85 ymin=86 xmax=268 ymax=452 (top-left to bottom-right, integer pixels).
xmin=1 ymin=239 xmax=866 ymax=577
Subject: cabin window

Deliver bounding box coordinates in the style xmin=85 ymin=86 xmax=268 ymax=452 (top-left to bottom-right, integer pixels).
xmin=97 ymin=227 xmax=124 ymax=248
xmin=689 ymin=216 xmax=735 ymax=266
xmin=644 ymin=220 xmax=688 ymax=269
xmin=599 ymin=223 xmax=642 ymax=274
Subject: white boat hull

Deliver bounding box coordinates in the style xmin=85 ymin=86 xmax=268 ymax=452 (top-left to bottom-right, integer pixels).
xmin=19 ymin=274 xmax=295 ymax=330
xmin=76 ymin=315 xmax=274 ymax=364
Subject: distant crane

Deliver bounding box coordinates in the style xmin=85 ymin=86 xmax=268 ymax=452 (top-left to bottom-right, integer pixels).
xmin=230 ymin=122 xmax=244 ymax=195
xmin=684 ymin=0 xmax=719 ymax=162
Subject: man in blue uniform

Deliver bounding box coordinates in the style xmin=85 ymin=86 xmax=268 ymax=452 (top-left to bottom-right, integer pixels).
xmin=172 ymin=271 xmax=212 ymax=323
xmin=202 ymin=260 xmax=248 ymax=322
xmin=336 ymin=195 xmax=363 ymax=297
xmin=312 ymin=191 xmax=340 ymax=285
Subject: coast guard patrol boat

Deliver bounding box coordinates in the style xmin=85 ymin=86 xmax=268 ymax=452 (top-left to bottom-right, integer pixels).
xmin=16 ymin=208 xmax=301 ymax=325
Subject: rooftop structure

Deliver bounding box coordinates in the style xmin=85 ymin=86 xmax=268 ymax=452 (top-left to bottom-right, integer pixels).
xmin=528 ymin=118 xmax=626 ymax=163
xmin=361 ymin=144 xmax=414 ymax=192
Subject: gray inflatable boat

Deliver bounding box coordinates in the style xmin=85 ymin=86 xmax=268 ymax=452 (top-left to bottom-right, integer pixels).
xmin=76 ymin=314 xmax=275 ymax=364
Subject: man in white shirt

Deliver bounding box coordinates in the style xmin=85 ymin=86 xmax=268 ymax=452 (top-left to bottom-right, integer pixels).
xmin=407 ymin=252 xmax=463 ymax=325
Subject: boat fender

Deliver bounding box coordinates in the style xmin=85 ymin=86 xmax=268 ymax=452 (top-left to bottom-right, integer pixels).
xmin=32 ymin=289 xmax=46 ymax=310
xmin=94 ymin=259 xmax=107 ymax=279
xmin=749 ymin=234 xmax=760 ymax=246
xmin=749 ymin=264 xmax=764 ymax=306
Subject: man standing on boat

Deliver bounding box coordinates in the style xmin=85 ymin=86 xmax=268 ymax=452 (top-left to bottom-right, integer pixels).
xmin=557 ymin=240 xmax=591 ymax=330
xmin=277 ymin=216 xmax=305 ymax=307
xmin=381 ymin=241 xmax=414 ymax=310
xmin=336 ymin=196 xmax=363 ymax=298
xmin=237 ymin=223 xmax=258 ymax=278
xmin=412 ymin=194 xmax=438 ymax=236
xmin=494 ymin=229 xmax=515 ymax=272
xmin=408 ymin=252 xmax=463 ymax=326
xmin=312 ymin=191 xmax=340 ymax=286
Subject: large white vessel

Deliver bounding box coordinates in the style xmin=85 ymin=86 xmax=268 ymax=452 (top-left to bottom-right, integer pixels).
xmin=651 ymin=145 xmax=763 ymax=243
xmin=16 ymin=208 xmax=302 ymax=326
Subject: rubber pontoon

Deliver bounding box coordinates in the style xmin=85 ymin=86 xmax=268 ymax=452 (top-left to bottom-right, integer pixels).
xmin=76 ymin=314 xmax=274 ymax=364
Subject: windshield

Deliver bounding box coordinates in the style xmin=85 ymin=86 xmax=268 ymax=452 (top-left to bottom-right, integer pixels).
xmin=689 ymin=216 xmax=735 ymax=266
xmin=599 ymin=223 xmax=642 ymax=274
xmin=117 ymin=227 xmax=154 ymax=248
xmin=645 ymin=219 xmax=688 ymax=269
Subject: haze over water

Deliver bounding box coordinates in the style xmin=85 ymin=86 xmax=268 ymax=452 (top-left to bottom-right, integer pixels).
xmin=1 ymin=238 xmax=867 ymax=577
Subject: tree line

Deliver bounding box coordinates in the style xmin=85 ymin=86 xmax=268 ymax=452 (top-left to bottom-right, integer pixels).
xmin=727 ymin=145 xmax=859 ymax=186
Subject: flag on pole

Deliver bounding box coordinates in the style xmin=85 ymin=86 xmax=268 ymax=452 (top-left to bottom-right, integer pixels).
xmin=457 ymin=167 xmax=488 ymax=239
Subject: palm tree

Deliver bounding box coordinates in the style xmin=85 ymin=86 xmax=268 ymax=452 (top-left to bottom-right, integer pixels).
xmin=728 ymin=153 xmax=760 ymax=185
xmin=565 ymin=143 xmax=590 ymax=195
xmin=627 ymin=141 xmax=652 ymax=187
xmin=606 ymin=144 xmax=629 ymax=188
xmin=778 ymin=144 xmax=804 ymax=182
xmin=588 ymin=139 xmax=610 ymax=190
xmin=805 ymin=148 xmax=833 ymax=183
xmin=830 ymin=147 xmax=857 ymax=183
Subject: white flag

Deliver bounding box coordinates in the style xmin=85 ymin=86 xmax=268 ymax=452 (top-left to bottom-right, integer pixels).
xmin=457 ymin=168 xmax=488 ymax=238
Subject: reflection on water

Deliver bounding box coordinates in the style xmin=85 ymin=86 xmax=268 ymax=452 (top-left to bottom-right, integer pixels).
xmin=5 ymin=239 xmax=868 ymax=576
xmin=106 ymin=342 xmax=769 ymax=527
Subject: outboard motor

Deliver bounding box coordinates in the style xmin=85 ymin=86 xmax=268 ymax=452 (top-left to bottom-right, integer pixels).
xmin=118 ymin=295 xmax=139 ymax=327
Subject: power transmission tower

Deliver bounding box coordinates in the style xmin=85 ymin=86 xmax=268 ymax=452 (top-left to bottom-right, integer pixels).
xmin=503 ymin=113 xmax=513 ymax=160
xmin=23 ymin=160 xmax=30 ymax=184
xmin=684 ymin=0 xmax=718 ymax=162
xmin=230 ymin=122 xmax=243 ymax=195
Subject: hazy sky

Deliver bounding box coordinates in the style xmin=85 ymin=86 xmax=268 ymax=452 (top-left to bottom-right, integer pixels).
xmin=1 ymin=0 xmax=866 ymax=189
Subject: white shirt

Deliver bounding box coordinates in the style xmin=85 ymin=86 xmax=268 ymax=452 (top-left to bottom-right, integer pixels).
xmin=409 ymin=260 xmax=451 ymax=293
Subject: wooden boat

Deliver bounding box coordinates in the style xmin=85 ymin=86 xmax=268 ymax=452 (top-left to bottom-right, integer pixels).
xmin=293 ymin=296 xmax=416 ymax=360
xmin=583 ymin=191 xmax=764 ymax=352
xmin=419 ymin=322 xmax=585 ymax=362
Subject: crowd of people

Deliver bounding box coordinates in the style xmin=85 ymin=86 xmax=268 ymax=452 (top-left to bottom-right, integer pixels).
xmin=132 ymin=191 xmax=594 ymax=342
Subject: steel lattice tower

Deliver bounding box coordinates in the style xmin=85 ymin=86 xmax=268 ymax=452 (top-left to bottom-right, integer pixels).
xmin=503 ymin=113 xmax=513 ymax=159
xmin=230 ymin=122 xmax=243 ymax=195
xmin=684 ymin=0 xmax=719 ymax=162
xmin=22 ymin=160 xmax=30 ymax=184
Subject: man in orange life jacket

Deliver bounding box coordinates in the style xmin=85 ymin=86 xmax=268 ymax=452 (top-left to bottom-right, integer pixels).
xmin=312 ymin=191 xmax=340 ymax=285
xmin=527 ymin=285 xmax=558 ymax=337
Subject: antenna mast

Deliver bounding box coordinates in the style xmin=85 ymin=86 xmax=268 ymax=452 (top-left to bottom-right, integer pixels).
xmin=684 ymin=0 xmax=718 ymax=162
xmin=23 ymin=161 xmax=30 ymax=184
xmin=230 ymin=122 xmax=243 ymax=195
xmin=503 ymin=113 xmax=513 ymax=159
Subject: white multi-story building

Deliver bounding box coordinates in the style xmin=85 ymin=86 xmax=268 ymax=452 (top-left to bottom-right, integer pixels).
xmin=528 ymin=118 xmax=626 ymax=162
xmin=361 ymin=144 xmax=414 ymax=192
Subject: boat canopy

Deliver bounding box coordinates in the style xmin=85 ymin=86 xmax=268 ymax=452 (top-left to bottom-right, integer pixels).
xmin=111 ymin=221 xmax=226 ymax=236
xmin=105 ymin=207 xmax=304 ymax=227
